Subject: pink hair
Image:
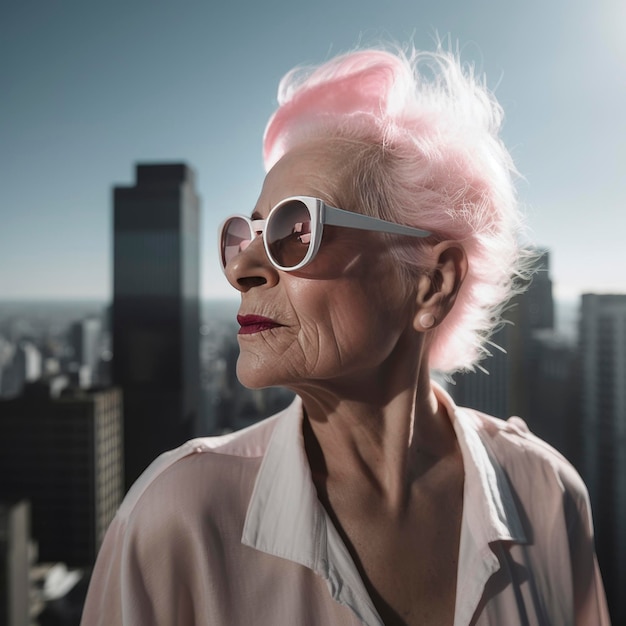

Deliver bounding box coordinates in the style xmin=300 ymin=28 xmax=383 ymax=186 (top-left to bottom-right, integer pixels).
xmin=263 ymin=47 xmax=531 ymax=373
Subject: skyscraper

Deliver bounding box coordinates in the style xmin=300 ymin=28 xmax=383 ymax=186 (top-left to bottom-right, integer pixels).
xmin=451 ymin=248 xmax=555 ymax=421
xmin=113 ymin=163 xmax=201 ymax=489
xmin=0 ymin=500 xmax=31 ymax=626
xmin=579 ymin=293 xmax=626 ymax=623
xmin=0 ymin=384 xmax=123 ymax=566
xmin=68 ymin=316 xmax=103 ymax=388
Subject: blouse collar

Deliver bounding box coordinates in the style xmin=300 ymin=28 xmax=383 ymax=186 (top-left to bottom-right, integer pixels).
xmin=242 ymin=383 xmax=527 ymax=625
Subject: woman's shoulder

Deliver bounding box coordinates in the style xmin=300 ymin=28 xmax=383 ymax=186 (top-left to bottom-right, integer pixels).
xmin=118 ymin=408 xmax=287 ymax=523
xmin=464 ymin=407 xmax=589 ymax=502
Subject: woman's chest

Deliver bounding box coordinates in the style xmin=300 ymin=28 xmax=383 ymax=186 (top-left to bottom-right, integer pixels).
xmin=325 ymin=472 xmax=464 ymax=625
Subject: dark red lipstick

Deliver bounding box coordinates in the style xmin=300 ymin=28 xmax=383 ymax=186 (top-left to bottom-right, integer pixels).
xmin=237 ymin=314 xmax=283 ymax=335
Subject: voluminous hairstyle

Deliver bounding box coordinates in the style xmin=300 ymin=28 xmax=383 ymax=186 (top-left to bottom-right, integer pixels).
xmin=263 ymin=46 xmax=531 ymax=374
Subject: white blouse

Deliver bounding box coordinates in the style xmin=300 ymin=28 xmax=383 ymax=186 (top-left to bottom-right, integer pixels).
xmin=81 ymin=384 xmax=610 ymax=625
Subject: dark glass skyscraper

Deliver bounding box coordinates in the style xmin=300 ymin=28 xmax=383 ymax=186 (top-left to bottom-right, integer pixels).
xmin=113 ymin=163 xmax=201 ymax=489
xmin=579 ymin=293 xmax=626 ymax=623
xmin=451 ymin=248 xmax=555 ymax=420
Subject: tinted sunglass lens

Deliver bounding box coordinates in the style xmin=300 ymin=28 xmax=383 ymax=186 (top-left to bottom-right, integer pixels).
xmin=266 ymin=201 xmax=312 ymax=268
xmin=222 ymin=218 xmax=253 ymax=267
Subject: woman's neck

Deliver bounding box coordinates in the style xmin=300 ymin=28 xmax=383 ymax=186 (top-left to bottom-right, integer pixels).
xmin=299 ymin=364 xmax=458 ymax=512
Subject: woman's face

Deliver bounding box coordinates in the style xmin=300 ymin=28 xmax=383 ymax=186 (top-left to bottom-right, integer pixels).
xmin=225 ymin=141 xmax=418 ymax=392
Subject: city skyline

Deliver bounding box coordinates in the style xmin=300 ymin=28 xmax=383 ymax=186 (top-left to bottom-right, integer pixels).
xmin=2 ymin=0 xmax=625 ymax=302
xmin=2 ymin=231 xmax=623 ymax=621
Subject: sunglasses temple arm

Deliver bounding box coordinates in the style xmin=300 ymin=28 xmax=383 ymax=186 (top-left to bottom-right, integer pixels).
xmin=323 ymin=206 xmax=431 ymax=238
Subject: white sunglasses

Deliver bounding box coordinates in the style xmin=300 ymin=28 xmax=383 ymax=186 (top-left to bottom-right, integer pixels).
xmin=219 ymin=195 xmax=432 ymax=272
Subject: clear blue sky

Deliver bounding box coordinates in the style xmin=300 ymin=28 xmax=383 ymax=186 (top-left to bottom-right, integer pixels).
xmin=2 ymin=0 xmax=624 ymax=301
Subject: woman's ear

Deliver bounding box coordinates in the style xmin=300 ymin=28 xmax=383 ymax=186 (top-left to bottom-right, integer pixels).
xmin=413 ymin=242 xmax=468 ymax=332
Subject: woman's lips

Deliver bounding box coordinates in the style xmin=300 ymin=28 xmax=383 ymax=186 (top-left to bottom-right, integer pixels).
xmin=237 ymin=314 xmax=283 ymax=335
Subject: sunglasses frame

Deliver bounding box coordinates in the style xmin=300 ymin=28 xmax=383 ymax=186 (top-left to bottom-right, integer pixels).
xmin=219 ymin=195 xmax=432 ymax=273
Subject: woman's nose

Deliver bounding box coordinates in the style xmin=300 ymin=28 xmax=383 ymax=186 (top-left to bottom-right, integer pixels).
xmin=224 ymin=236 xmax=279 ymax=292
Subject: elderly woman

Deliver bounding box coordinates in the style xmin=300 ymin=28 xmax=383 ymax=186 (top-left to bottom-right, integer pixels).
xmin=81 ymin=47 xmax=609 ymax=625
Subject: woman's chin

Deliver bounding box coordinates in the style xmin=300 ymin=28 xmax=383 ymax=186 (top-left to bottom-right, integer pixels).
xmin=236 ymin=360 xmax=285 ymax=390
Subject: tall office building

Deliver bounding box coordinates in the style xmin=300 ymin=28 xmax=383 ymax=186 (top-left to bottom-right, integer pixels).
xmin=113 ymin=163 xmax=201 ymax=489
xmin=0 ymin=500 xmax=31 ymax=626
xmin=452 ymin=249 xmax=555 ymax=421
xmin=451 ymin=250 xmax=582 ymax=465
xmin=0 ymin=383 xmax=123 ymax=566
xmin=524 ymin=330 xmax=578 ymax=457
xmin=517 ymin=251 xmax=579 ymax=457
xmin=68 ymin=316 xmax=103 ymax=387
xmin=579 ymin=293 xmax=626 ymax=623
